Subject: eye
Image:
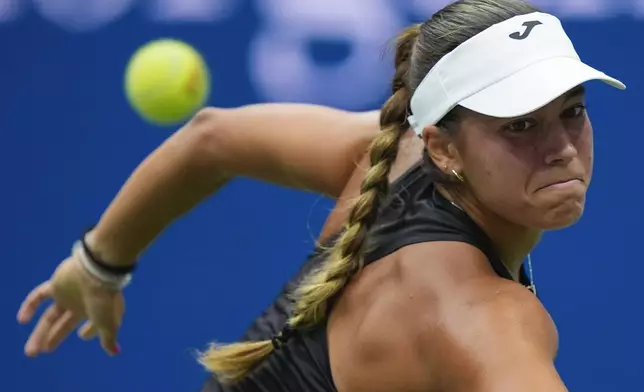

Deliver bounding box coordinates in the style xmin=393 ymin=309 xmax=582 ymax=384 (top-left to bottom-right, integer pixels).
xmin=503 ymin=118 xmax=537 ymax=134
xmin=562 ymin=104 xmax=587 ymax=119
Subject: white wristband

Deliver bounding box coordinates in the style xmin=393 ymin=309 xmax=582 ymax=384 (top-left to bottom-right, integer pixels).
xmin=72 ymin=241 xmax=132 ymax=290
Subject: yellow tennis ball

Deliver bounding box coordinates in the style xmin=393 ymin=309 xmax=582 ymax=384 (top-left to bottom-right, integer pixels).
xmin=125 ymin=39 xmax=210 ymax=126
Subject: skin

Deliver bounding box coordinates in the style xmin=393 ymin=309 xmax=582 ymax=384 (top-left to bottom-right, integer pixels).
xmin=424 ymin=85 xmax=590 ymax=274
xmin=328 ymin=85 xmax=589 ymax=391
xmin=17 ymin=85 xmax=591 ymax=390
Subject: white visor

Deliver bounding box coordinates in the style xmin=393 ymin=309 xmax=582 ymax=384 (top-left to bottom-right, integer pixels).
xmin=407 ymin=12 xmax=625 ymax=137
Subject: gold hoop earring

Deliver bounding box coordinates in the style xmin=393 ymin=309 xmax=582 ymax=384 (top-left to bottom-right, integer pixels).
xmin=452 ymin=169 xmax=465 ymax=183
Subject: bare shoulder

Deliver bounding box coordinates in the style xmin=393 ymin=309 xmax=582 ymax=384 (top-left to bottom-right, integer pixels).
xmin=329 ymin=242 xmax=562 ymax=392
xmin=423 ymin=277 xmax=562 ymax=392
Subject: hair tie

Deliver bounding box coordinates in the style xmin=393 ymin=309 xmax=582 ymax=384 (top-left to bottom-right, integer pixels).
xmin=271 ymin=325 xmax=296 ymax=350
xmin=270 ymin=336 xmax=282 ymax=350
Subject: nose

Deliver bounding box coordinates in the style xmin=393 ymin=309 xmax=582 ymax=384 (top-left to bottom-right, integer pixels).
xmin=543 ymin=124 xmax=578 ymax=166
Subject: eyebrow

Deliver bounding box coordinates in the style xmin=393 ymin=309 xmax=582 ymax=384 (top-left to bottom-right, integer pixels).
xmin=564 ymin=85 xmax=586 ymax=101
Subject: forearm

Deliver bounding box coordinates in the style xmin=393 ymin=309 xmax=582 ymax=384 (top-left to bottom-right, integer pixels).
xmin=84 ymin=104 xmax=379 ymax=266
xmin=87 ymin=110 xmax=227 ymax=266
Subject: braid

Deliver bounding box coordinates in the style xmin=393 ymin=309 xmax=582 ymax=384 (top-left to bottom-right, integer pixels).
xmin=289 ymin=24 xmax=420 ymax=327
xmin=197 ymin=24 xmax=419 ymax=384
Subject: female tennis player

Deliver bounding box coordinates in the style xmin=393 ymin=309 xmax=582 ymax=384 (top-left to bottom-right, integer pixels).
xmin=18 ymin=0 xmax=625 ymax=391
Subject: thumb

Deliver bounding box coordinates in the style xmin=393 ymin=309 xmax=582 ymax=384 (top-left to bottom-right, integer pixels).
xmin=98 ymin=327 xmax=120 ymax=356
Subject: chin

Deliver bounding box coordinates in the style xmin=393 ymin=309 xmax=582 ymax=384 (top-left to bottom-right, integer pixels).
xmin=536 ymin=200 xmax=585 ymax=230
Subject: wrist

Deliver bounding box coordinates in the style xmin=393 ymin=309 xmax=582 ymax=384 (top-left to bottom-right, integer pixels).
xmin=73 ymin=240 xmax=132 ymax=291
xmin=84 ymin=227 xmax=137 ymax=268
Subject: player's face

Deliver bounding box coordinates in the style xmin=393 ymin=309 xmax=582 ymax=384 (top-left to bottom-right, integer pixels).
xmin=453 ymin=85 xmax=593 ymax=230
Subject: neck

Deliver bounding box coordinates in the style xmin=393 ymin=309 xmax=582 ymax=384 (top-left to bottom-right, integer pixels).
xmin=438 ymin=185 xmax=541 ymax=280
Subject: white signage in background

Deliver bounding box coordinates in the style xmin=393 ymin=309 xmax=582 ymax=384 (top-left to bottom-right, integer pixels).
xmin=248 ymin=0 xmax=405 ymax=109
xmin=406 ymin=0 xmax=626 ymax=18
xmin=552 ymin=0 xmax=617 ymax=17
xmin=0 ymin=0 xmax=20 ymax=22
xmin=11 ymin=0 xmax=239 ymax=28
xmin=1 ymin=0 xmax=639 ymax=109
xmin=31 ymin=0 xmax=135 ymax=31
xmin=1 ymin=0 xmax=640 ymax=27
xmin=148 ymin=0 xmax=238 ymax=22
xmin=406 ymin=0 xmax=453 ymax=18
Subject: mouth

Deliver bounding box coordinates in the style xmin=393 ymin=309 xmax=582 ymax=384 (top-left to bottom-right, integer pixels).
xmin=536 ymin=178 xmax=584 ymax=192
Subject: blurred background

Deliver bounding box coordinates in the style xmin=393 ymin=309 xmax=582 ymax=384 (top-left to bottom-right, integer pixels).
xmin=2 ymin=0 xmax=643 ymax=390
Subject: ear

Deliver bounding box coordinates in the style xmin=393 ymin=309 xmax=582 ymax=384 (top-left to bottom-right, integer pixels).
xmin=422 ymin=125 xmax=462 ymax=174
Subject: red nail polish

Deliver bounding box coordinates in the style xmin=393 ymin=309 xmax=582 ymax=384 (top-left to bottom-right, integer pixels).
xmin=113 ymin=344 xmax=121 ymax=354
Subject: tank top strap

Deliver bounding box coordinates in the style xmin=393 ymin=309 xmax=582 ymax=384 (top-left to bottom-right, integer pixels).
xmin=364 ymin=164 xmax=534 ymax=290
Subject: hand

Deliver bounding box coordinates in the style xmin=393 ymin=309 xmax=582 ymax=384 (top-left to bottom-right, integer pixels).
xmin=17 ymin=255 xmax=125 ymax=357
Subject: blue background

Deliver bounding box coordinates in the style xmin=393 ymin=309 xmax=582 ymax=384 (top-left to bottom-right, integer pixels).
xmin=3 ymin=0 xmax=643 ymax=390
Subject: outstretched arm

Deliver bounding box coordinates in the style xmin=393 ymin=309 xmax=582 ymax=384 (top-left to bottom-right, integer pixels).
xmin=88 ymin=104 xmax=380 ymax=265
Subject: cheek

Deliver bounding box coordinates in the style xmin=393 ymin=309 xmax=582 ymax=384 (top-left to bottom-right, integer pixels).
xmin=461 ymin=143 xmax=531 ymax=207
xmin=461 ymin=134 xmax=531 ymax=187
xmin=579 ymin=124 xmax=594 ymax=179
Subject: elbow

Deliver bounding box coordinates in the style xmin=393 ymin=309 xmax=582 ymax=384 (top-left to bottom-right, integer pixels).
xmin=190 ymin=106 xmax=220 ymax=129
xmin=176 ymin=107 xmax=232 ymax=178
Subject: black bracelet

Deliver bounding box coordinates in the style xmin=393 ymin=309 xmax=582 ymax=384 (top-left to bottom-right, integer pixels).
xmin=81 ymin=226 xmax=136 ymax=275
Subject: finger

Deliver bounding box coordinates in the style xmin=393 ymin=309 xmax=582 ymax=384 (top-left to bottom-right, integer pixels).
xmin=17 ymin=281 xmax=52 ymax=324
xmin=98 ymin=328 xmax=120 ymax=356
xmin=24 ymin=304 xmax=64 ymax=357
xmin=44 ymin=311 xmax=82 ymax=353
xmin=90 ymin=294 xmax=124 ymax=356
xmin=77 ymin=321 xmax=98 ymax=341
